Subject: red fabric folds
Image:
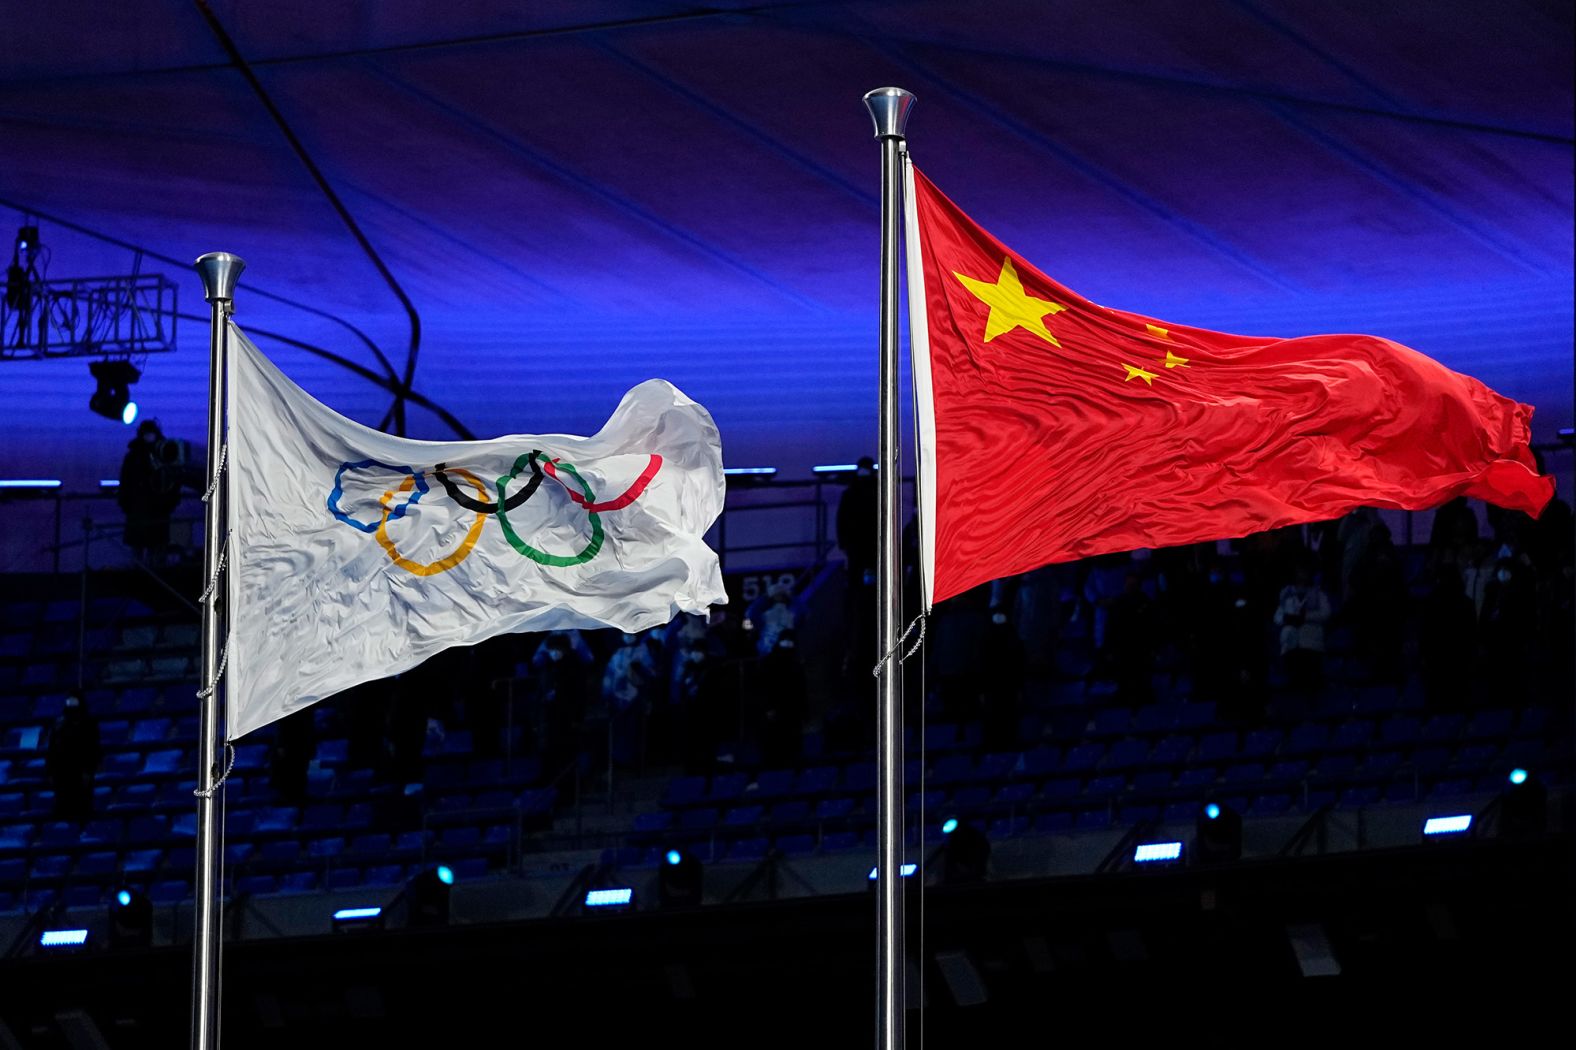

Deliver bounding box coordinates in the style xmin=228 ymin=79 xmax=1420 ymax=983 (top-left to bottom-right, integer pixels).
xmin=909 ymin=165 xmax=1554 ymax=604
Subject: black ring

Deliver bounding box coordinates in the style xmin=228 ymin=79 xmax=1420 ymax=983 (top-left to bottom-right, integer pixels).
xmin=433 ymin=451 xmax=544 ymax=514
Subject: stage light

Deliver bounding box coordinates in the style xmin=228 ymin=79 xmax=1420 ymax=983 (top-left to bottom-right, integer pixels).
xmin=1195 ymin=801 xmax=1241 ymax=865
xmin=940 ymin=819 xmax=990 ymax=884
xmin=722 ymin=467 xmax=778 ymax=477
xmin=0 ymin=479 xmax=62 ymax=489
xmin=1501 ymin=768 xmax=1547 ymax=840
xmin=1133 ymin=841 xmax=1183 ymax=864
xmin=405 ymin=867 xmax=452 ymax=928
xmin=40 ymin=928 xmax=89 ymax=949
xmin=15 ymin=224 xmax=38 ymax=255
xmin=122 ymin=400 xmax=139 ymax=426
xmin=867 ymin=864 xmax=917 ymax=880
xmin=584 ymin=887 xmax=634 ymax=910
xmin=331 ymin=905 xmax=384 ymax=932
xmin=658 ymin=848 xmax=703 ymax=908
xmin=99 ymin=480 xmax=120 ymax=488
xmin=88 ymin=359 xmax=141 ymax=423
xmin=1422 ymin=814 xmax=1472 ymax=836
xmin=110 ymin=888 xmax=152 ymax=949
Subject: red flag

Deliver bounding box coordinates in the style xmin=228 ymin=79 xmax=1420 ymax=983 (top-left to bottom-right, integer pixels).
xmin=904 ymin=162 xmax=1554 ymax=606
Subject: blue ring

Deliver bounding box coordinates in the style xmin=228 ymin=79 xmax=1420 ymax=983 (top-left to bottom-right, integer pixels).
xmin=327 ymin=460 xmax=429 ymax=533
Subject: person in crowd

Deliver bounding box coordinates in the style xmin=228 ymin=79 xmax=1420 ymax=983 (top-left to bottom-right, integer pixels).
xmin=1273 ymin=562 xmax=1332 ymax=697
xmin=603 ymin=631 xmax=657 ymax=769
xmin=46 ymin=693 xmax=100 ymax=822
xmin=117 ymin=418 xmax=184 ymax=563
xmin=836 ymin=456 xmax=878 ymax=588
xmin=533 ymin=631 xmax=591 ymax=778
xmin=1346 ymin=523 xmax=1406 ymax=684
xmin=757 ymin=630 xmax=808 ymax=768
xmin=1194 ymin=561 xmax=1268 ymax=722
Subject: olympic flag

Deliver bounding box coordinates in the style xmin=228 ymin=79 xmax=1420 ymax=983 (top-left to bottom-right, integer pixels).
xmin=224 ymin=323 xmax=726 ymax=740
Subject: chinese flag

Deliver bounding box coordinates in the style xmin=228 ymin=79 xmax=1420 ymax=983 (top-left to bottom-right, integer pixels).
xmin=905 ymin=163 xmax=1554 ymax=606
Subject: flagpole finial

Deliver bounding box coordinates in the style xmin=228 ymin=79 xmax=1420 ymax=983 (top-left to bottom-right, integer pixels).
xmin=195 ymin=252 xmax=246 ymax=303
xmin=863 ymin=87 xmax=915 ymax=141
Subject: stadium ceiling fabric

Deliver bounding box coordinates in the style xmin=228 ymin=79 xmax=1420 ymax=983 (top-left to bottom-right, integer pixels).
xmin=0 ymin=0 xmax=1570 ymax=485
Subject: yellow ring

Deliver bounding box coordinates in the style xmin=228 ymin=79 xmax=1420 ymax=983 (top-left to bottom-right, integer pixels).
xmin=375 ymin=469 xmax=487 ymax=576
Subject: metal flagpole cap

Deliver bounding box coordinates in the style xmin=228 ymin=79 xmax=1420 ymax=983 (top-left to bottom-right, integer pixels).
xmin=863 ymin=87 xmax=915 ymax=141
xmin=195 ymin=252 xmax=246 ymax=303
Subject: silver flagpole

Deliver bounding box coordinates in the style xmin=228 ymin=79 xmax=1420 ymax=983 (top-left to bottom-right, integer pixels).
xmin=862 ymin=86 xmax=914 ymax=1050
xmin=192 ymin=251 xmax=243 ymax=1050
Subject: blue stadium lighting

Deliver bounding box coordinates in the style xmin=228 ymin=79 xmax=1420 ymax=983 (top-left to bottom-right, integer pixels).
xmin=1134 ymin=841 xmax=1183 ymax=863
xmin=665 ymin=849 xmax=683 ymax=866
xmin=722 ymin=467 xmax=777 ymax=477
xmin=867 ymin=864 xmax=918 ymax=880
xmin=332 ymin=907 xmax=383 ymax=921
xmin=812 ymin=463 xmax=865 ymax=474
xmin=941 ymin=819 xmax=958 ymax=835
xmin=585 ymin=887 xmax=634 ymax=908
xmin=1423 ymin=814 xmax=1472 ymax=836
xmin=1509 ymin=768 xmax=1529 ymax=786
xmin=436 ymin=865 xmax=454 ymax=886
xmin=99 ymin=479 xmax=120 ymax=488
xmin=121 ymin=400 xmax=139 ymax=425
xmin=1205 ymin=803 xmax=1221 ymax=820
xmin=0 ymin=479 xmax=63 ymax=489
xmin=116 ymin=889 xmax=133 ymax=907
xmin=40 ymin=928 xmax=89 ymax=948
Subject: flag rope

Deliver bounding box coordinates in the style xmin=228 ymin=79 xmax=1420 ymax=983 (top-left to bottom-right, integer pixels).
xmin=200 ymin=444 xmax=227 ymax=503
xmin=871 ymin=612 xmax=926 ymax=677
xmin=193 ymin=742 xmax=235 ymax=799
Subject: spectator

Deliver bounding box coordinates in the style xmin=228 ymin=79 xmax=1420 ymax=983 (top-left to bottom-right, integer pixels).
xmin=1274 ymin=564 xmax=1332 ymax=696
xmin=603 ymin=631 xmax=657 ymax=769
xmin=835 ymin=456 xmax=878 ymax=587
xmin=756 ymin=584 xmax=796 ymax=654
xmin=117 ymin=419 xmax=183 ymax=563
xmin=533 ymin=631 xmax=591 ymax=778
xmin=46 ymin=693 xmax=100 ymax=822
xmin=1195 ymin=562 xmax=1268 ymax=723
xmin=757 ymin=631 xmax=808 ymax=767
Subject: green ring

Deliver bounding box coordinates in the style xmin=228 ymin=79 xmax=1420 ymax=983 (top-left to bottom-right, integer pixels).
xmin=495 ymin=454 xmax=604 ymax=567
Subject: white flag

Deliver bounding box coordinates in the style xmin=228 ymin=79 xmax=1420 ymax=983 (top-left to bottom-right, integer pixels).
xmin=224 ymin=322 xmax=726 ymax=739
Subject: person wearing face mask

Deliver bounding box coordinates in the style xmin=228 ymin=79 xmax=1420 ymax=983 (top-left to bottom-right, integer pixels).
xmin=46 ymin=693 xmax=100 ymax=822
xmin=117 ymin=419 xmax=184 ymax=562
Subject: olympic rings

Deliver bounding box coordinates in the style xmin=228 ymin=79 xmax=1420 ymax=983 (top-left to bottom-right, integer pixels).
xmin=495 ymin=453 xmax=604 ymax=567
xmin=374 ymin=469 xmax=488 ymax=576
xmin=328 ymin=459 xmax=428 ymax=533
xmin=328 ymin=448 xmax=657 ymax=576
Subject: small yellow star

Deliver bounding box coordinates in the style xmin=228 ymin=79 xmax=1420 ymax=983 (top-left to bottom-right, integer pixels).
xmin=1123 ymin=364 xmax=1158 ymax=386
xmin=1145 ymin=323 xmax=1168 ymax=339
xmin=1164 ymin=350 xmax=1189 ymax=369
xmin=953 ymin=257 xmax=1066 ymax=346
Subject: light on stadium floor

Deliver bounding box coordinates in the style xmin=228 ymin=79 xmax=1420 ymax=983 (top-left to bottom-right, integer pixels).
xmin=1204 ymin=803 xmax=1221 ymax=820
xmin=40 ymin=929 xmax=89 ymax=949
xmin=122 ymin=400 xmax=139 ymax=425
xmin=0 ymin=479 xmax=62 ymax=489
xmin=722 ymin=467 xmax=777 ymax=477
xmin=585 ymin=887 xmax=634 ymax=910
xmin=666 ymin=849 xmax=683 ymax=865
xmin=116 ymin=890 xmax=132 ymax=907
xmin=436 ymin=865 xmax=454 ymax=886
xmin=941 ymin=818 xmax=958 ymax=834
xmin=867 ymin=864 xmax=917 ymax=880
xmin=1422 ymin=814 xmax=1472 ymax=836
xmin=332 ymin=906 xmax=384 ymax=932
xmin=1134 ymin=841 xmax=1183 ymax=864
xmin=1508 ymin=768 xmax=1528 ymax=786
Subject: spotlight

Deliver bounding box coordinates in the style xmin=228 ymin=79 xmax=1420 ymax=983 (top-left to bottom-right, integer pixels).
xmin=331 ymin=905 xmax=384 ymax=932
xmin=867 ymin=864 xmax=918 ymax=880
xmin=404 ymin=866 xmax=452 ymax=928
xmin=1195 ymin=801 xmax=1242 ymax=865
xmin=40 ymin=928 xmax=89 ymax=950
xmin=88 ymin=359 xmax=141 ymax=423
xmin=657 ymin=847 xmax=704 ymax=908
xmin=15 ymin=224 xmax=38 ymax=256
xmin=1422 ymin=814 xmax=1472 ymax=837
xmin=584 ymin=887 xmax=635 ymax=912
xmin=939 ymin=819 xmax=990 ymax=884
xmin=110 ymin=887 xmax=153 ymax=949
xmin=1501 ymin=768 xmax=1547 ymax=840
xmin=1133 ymin=841 xmax=1183 ymax=864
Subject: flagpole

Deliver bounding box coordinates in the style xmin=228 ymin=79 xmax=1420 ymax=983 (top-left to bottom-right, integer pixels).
xmin=863 ymin=85 xmax=914 ymax=1050
xmin=192 ymin=251 xmax=243 ymax=1050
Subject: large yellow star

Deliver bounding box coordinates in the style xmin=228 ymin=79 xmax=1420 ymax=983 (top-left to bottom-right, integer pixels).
xmin=953 ymin=257 xmax=1065 ymax=347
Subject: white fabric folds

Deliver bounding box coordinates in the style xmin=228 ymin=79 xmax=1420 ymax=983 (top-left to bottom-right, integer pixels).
xmin=224 ymin=322 xmax=726 ymax=739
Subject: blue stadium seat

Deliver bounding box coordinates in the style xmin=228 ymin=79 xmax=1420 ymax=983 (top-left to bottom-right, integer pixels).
xmin=235 ymin=875 xmax=277 ymax=896
xmin=974 ymin=752 xmax=1019 ymax=782
xmin=81 ymin=819 xmax=122 ymax=845
xmin=795 ymin=767 xmax=839 ymax=796
xmin=1452 ymin=743 xmax=1499 ymax=772
xmin=1465 ymin=709 xmax=1514 ymax=739
xmin=929 ymin=754 xmax=975 ymax=786
xmin=325 ymin=868 xmax=362 ymax=892
xmin=726 ymin=837 xmax=770 ymax=862
xmin=277 ymin=872 xmax=319 ymax=894
xmin=141 ymin=749 xmax=184 ymax=775
xmin=843 ymin=762 xmax=877 ymax=793
xmin=253 ymin=807 xmax=299 ymax=833
xmin=1283 ymin=724 xmax=1330 ymax=756
xmin=1131 ymin=706 xmax=1175 ymax=734
xmin=232 ymin=744 xmax=268 ymax=772
xmin=1421 ymin=714 xmax=1465 ymax=743
xmin=1019 ymin=748 xmax=1061 ymax=780
xmin=225 ymin=843 xmax=254 ymax=866
xmin=1239 ymin=730 xmax=1282 ymax=760
xmin=1337 ymin=786 xmax=1380 ymax=808
xmin=1176 ymin=702 xmax=1215 ymax=729
xmin=1162 ymin=801 xmax=1199 ymax=823
xmin=364 ymin=864 xmax=404 ymax=886
xmin=1196 ymin=731 xmax=1237 ymax=765
xmin=926 ymin=723 xmax=959 ymax=751
xmin=704 ymin=773 xmax=749 ymax=806
xmin=0 ymin=824 xmax=31 ymax=850
xmin=64 ymin=885 xmax=105 ymax=909
xmin=256 ymin=841 xmax=300 ymax=867
xmin=1033 ymin=812 xmax=1073 ymax=833
xmin=31 ymin=855 xmax=71 ymax=882
xmin=307 ymin=837 xmax=346 ymax=860
xmin=437 ymin=826 xmax=482 ymax=851
xmin=677 ymin=808 xmax=718 ymax=832
xmin=1074 ymin=809 xmax=1112 ymax=830
xmin=76 ymin=852 xmax=119 ymax=879
xmin=1250 ymin=794 xmax=1293 ymax=816
xmin=1264 ymin=761 xmax=1309 ymax=788
xmin=1062 ymin=743 xmax=1104 ymax=773
xmin=1148 ymin=735 xmax=1194 ymax=767
xmin=991 ymin=782 xmax=1035 ymax=810
xmin=1039 ymin=779 xmax=1079 ymax=804
xmin=0 ymin=858 xmax=26 ymax=886
xmin=769 ymin=801 xmax=812 ymax=827
xmin=1118 ymin=802 xmax=1160 ymax=823
xmin=1089 ymin=708 xmax=1129 ymax=738
xmin=150 ymin=879 xmax=191 ymax=904
xmin=952 ymin=786 xmax=992 ymax=813
xmin=392 ymin=831 xmax=428 ymax=857
xmin=1104 ymin=739 xmax=1149 ymax=770
xmin=348 ymin=833 xmax=392 ymax=858
xmin=120 ymin=814 xmax=167 ymax=843
xmin=987 ymin=816 xmax=1029 ymax=839
xmin=751 ymin=770 xmax=797 ymax=800
xmin=721 ymin=804 xmax=761 ymax=829
xmin=632 ymin=811 xmax=672 ymax=835
xmin=131 ymin=717 xmax=173 ymax=744
xmin=822 ymin=830 xmax=860 ymax=851
xmin=39 ymin=822 xmax=79 ymax=848
xmin=1130 ymin=770 xmax=1173 ymax=797
xmin=1221 ymin=763 xmax=1264 ymax=787
xmin=122 ymin=849 xmax=162 ymax=875
xmin=814 ymin=797 xmax=855 ymax=823
xmin=777 ymin=833 xmax=816 ymax=856
xmin=451 ymin=857 xmax=488 ymax=879
xmin=1084 ymin=775 xmax=1126 ymax=799
xmin=1412 ymin=747 xmax=1451 ymax=774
